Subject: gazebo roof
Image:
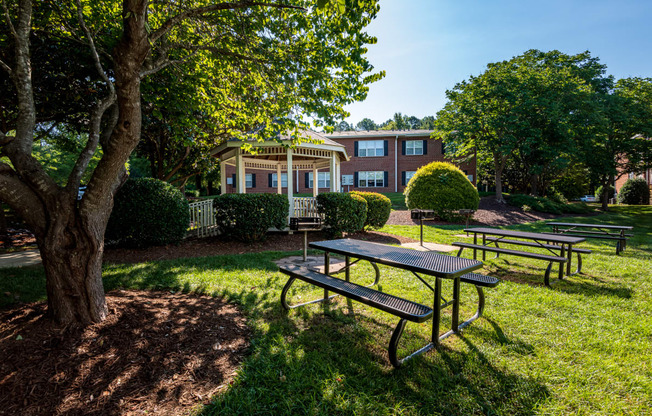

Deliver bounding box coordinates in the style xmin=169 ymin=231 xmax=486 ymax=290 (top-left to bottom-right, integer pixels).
xmin=211 ymin=129 xmax=349 ymax=161
xmin=211 ymin=129 xmax=349 ymax=172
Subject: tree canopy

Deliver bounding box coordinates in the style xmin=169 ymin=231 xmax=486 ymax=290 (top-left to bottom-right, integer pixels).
xmin=0 ymin=0 xmax=383 ymax=324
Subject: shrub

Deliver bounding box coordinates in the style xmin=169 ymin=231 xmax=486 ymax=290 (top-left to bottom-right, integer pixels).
xmin=351 ymin=191 xmax=391 ymax=230
xmin=316 ymin=192 xmax=367 ymax=238
xmin=595 ymin=185 xmax=615 ymax=201
xmin=213 ymin=193 xmax=289 ymax=242
xmin=106 ymin=178 xmax=190 ymax=247
xmin=404 ymin=162 xmax=479 ymax=221
xmin=546 ymin=187 xmax=568 ymax=204
xmin=507 ymin=194 xmax=592 ymax=214
xmin=617 ymin=178 xmax=650 ymax=205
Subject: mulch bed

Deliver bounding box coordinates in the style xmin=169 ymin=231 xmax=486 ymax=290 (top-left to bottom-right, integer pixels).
xmin=0 ymin=228 xmax=37 ymax=252
xmin=103 ymin=230 xmax=417 ymax=264
xmin=0 ymin=290 xmax=249 ymax=416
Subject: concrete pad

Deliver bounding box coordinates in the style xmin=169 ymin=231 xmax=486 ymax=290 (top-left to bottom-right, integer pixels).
xmin=274 ymin=255 xmax=346 ymax=273
xmin=400 ymin=242 xmax=457 ymax=253
xmin=0 ymin=250 xmax=42 ymax=268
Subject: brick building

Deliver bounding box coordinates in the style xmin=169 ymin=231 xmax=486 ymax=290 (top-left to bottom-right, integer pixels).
xmin=217 ymin=129 xmax=476 ymax=195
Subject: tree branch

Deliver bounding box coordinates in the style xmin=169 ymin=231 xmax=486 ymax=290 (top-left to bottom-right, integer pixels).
xmin=1 ymin=0 xmax=17 ymax=40
xmin=0 ymin=58 xmax=11 ymax=76
xmin=150 ymin=1 xmax=304 ymax=43
xmin=0 ymin=163 xmax=46 ymax=236
xmin=75 ymin=0 xmax=114 ymax=95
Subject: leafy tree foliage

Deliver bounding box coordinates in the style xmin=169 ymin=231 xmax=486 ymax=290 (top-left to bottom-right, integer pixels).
xmin=0 ymin=0 xmax=383 ymax=324
xmin=435 ymin=50 xmax=598 ymax=202
xmin=356 ymin=117 xmax=377 ymax=131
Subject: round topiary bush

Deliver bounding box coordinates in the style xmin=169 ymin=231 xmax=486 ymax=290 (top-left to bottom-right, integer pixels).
xmin=351 ymin=191 xmax=391 ymax=230
xmin=316 ymin=192 xmax=367 ymax=238
xmin=617 ymin=178 xmax=650 ymax=205
xmin=106 ymin=178 xmax=190 ymax=247
xmin=213 ymin=193 xmax=289 ymax=242
xmin=404 ymin=162 xmax=479 ymax=221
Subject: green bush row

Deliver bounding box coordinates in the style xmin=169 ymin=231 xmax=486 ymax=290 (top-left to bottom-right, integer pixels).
xmin=213 ymin=193 xmax=289 ymax=242
xmin=106 ymin=178 xmax=190 ymax=248
xmin=316 ymin=192 xmax=367 ymax=238
xmin=350 ymin=191 xmax=391 ymax=230
xmin=507 ymin=194 xmax=592 ymax=214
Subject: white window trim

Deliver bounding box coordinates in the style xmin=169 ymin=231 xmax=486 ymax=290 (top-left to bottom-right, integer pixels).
xmin=309 ymin=172 xmax=330 ymax=188
xmin=272 ymin=173 xmax=287 ymax=188
xmin=405 ymin=140 xmax=423 ymax=156
xmin=245 ymin=173 xmax=253 ymax=188
xmin=358 ymin=171 xmax=385 ymax=188
xmin=359 ymin=140 xmax=385 ymax=157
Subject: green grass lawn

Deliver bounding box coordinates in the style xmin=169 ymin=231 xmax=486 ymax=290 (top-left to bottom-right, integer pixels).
xmin=382 ymin=192 xmax=408 ymax=210
xmin=1 ymin=206 xmax=651 ymax=415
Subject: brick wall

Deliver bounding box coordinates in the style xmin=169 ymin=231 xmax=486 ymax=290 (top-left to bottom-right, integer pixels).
xmin=221 ymin=133 xmax=477 ymax=194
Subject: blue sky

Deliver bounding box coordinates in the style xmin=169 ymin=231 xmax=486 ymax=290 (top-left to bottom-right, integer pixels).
xmin=343 ymin=0 xmax=652 ymax=126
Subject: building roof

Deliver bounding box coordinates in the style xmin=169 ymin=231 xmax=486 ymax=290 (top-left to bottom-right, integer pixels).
xmin=324 ymin=129 xmax=434 ymax=139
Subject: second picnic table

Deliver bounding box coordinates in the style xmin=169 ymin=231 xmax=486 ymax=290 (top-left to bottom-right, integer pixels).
xmin=457 ymin=227 xmax=588 ymax=285
xmin=547 ymin=222 xmax=633 ymax=254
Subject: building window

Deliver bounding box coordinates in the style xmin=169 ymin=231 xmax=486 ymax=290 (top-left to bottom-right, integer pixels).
xmin=358 ymin=171 xmax=384 ymax=188
xmin=467 ymin=174 xmax=474 ymax=183
xmin=272 ymin=173 xmax=287 ymax=188
xmin=405 ymin=140 xmax=423 ymax=155
xmin=309 ymin=172 xmax=330 ymax=188
xmin=226 ymin=177 xmax=233 ymax=185
xmin=358 ymin=140 xmax=385 ymax=157
xmin=406 ymin=171 xmax=416 ymax=183
xmin=342 ymin=174 xmax=354 ymax=186
xmin=245 ymin=173 xmax=253 ymax=188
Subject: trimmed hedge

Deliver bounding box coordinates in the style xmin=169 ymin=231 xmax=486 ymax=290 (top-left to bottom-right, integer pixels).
xmin=617 ymin=178 xmax=650 ymax=205
xmin=106 ymin=178 xmax=189 ymax=247
xmin=507 ymin=194 xmax=592 ymax=214
xmin=213 ymin=193 xmax=289 ymax=242
xmin=404 ymin=162 xmax=479 ymax=221
xmin=351 ymin=191 xmax=391 ymax=230
xmin=317 ymin=192 xmax=367 ymax=238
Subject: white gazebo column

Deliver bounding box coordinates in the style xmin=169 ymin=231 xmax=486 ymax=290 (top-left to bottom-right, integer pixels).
xmin=335 ymin=157 xmax=341 ymax=192
xmin=312 ymin=165 xmax=318 ymax=197
xmin=286 ymin=148 xmax=294 ymax=218
xmin=220 ymin=160 xmax=227 ymax=194
xmin=329 ymin=151 xmax=337 ymax=192
xmin=235 ymin=150 xmax=245 ymax=194
xmin=276 ymin=164 xmax=282 ymax=195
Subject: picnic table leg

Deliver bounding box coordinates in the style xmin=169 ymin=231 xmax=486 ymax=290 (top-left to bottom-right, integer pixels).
xmin=324 ymin=252 xmax=330 ymax=302
xmin=451 ymin=277 xmax=460 ymax=332
xmin=482 ymin=234 xmax=486 ymax=261
xmin=566 ymin=244 xmax=572 ymax=276
xmin=345 ymin=256 xmax=350 ymax=282
xmin=559 ymin=245 xmax=566 ymax=280
xmin=473 ymin=233 xmax=477 ymax=260
xmin=432 ymin=277 xmax=442 ymax=346
xmin=420 ymin=218 xmax=424 ymax=247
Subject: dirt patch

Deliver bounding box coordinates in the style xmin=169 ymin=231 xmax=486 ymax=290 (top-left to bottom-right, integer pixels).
xmin=0 ymin=290 xmax=249 ymax=416
xmin=386 ymin=196 xmax=569 ymax=227
xmin=103 ymin=230 xmax=417 ymax=264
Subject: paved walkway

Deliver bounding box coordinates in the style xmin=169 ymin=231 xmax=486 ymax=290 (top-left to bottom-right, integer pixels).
xmin=0 ymin=249 xmax=42 ymax=268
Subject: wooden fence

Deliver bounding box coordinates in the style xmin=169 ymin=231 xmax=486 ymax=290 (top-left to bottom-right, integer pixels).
xmin=293 ymin=197 xmax=320 ymax=217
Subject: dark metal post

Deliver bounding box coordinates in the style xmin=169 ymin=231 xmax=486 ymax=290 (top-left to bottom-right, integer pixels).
xmin=473 ymin=233 xmax=478 ymax=260
xmin=566 ymin=244 xmax=572 ymax=276
xmin=303 ymin=231 xmax=308 ymax=262
xmin=482 ymin=234 xmax=486 ymax=261
xmin=420 ymin=217 xmax=424 ymax=247
xmin=345 ymin=256 xmax=350 ymax=282
xmin=432 ymin=277 xmax=442 ymax=345
xmin=452 ymin=277 xmax=460 ymax=332
xmin=324 ymin=252 xmax=330 ymax=302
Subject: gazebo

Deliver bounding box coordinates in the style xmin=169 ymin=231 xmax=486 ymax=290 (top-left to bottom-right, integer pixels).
xmin=211 ymin=130 xmax=349 ymax=219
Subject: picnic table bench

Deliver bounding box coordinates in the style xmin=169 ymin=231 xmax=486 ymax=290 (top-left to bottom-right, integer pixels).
xmin=279 ymin=239 xmax=500 ymax=367
xmin=546 ymin=222 xmax=633 ymax=254
xmin=455 ymin=228 xmax=587 ymax=286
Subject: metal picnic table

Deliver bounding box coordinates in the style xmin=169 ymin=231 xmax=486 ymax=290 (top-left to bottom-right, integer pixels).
xmin=463 ymin=227 xmax=587 ymax=278
xmin=547 ymin=222 xmax=633 ymax=254
xmin=307 ymin=239 xmax=485 ymax=362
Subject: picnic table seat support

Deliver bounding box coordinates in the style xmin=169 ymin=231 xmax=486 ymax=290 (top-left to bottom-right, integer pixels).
xmin=454 ymin=242 xmax=567 ymax=286
xmin=279 ymin=264 xmax=499 ymax=368
xmin=486 ymin=237 xmax=590 ymax=275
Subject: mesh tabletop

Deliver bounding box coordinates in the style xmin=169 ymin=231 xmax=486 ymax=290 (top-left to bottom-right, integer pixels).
xmin=464 ymin=227 xmax=586 ymax=244
xmin=309 ymin=239 xmax=482 ymax=279
xmin=547 ymin=222 xmax=633 ymax=230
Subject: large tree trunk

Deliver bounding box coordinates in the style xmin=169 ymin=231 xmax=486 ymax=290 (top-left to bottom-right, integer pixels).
xmin=530 ymin=174 xmax=539 ymax=196
xmin=0 ymin=202 xmax=7 ymax=237
xmin=36 ymin=196 xmax=108 ymax=324
xmin=494 ymin=153 xmax=507 ymax=203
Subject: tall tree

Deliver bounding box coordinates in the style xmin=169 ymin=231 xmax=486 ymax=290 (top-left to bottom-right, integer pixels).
xmin=0 ymin=0 xmax=382 ymax=324
xmin=435 ymin=50 xmax=597 ymax=201
xmin=356 ymin=117 xmax=376 ymax=130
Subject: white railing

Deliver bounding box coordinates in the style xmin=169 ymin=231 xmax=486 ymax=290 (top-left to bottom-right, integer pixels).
xmin=188 ymin=199 xmax=219 ymax=238
xmin=293 ymin=197 xmax=320 ymax=218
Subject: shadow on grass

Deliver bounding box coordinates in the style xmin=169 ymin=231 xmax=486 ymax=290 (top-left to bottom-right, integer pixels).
xmin=199 ymin=293 xmax=550 ymax=415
